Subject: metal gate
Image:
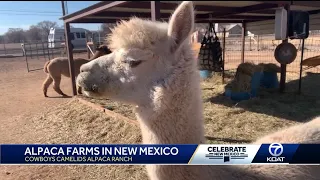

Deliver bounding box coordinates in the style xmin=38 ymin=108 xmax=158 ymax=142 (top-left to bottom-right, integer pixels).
xmin=21 ymin=41 xmax=66 ymax=72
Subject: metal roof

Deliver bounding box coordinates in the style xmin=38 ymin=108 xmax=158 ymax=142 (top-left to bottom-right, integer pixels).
xmin=61 ymin=1 xmax=320 ymax=24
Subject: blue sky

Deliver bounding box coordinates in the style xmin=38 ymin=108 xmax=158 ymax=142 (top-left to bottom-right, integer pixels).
xmin=0 ymin=1 xmax=102 ymax=35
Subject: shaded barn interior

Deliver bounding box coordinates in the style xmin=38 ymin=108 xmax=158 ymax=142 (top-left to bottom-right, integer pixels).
xmin=60 ymin=1 xmax=320 ymax=96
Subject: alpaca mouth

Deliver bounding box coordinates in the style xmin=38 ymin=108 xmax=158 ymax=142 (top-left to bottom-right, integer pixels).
xmin=82 ymin=84 xmax=99 ymax=93
xmin=76 ymin=73 xmax=102 ymax=97
xmin=80 ymin=85 xmax=102 ymax=98
xmin=82 ymin=90 xmax=101 ymax=98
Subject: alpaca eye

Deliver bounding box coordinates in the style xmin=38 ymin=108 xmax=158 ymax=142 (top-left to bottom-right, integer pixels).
xmin=128 ymin=60 xmax=142 ymax=68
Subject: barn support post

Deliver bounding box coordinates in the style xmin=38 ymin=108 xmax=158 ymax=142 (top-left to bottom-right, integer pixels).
xmin=61 ymin=2 xmax=66 ymax=58
xmin=241 ymin=21 xmax=246 ymax=63
xmin=86 ymin=33 xmax=91 ymax=59
xmin=298 ymin=38 xmax=305 ymax=94
xmin=62 ymin=1 xmax=76 ymax=96
xmin=64 ymin=22 xmax=77 ymax=96
xmin=151 ymin=1 xmax=161 ymax=21
xmin=279 ymin=3 xmax=290 ymax=93
xmin=222 ymin=28 xmax=226 ymax=84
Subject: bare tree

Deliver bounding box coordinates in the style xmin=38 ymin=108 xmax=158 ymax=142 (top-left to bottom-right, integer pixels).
xmin=4 ymin=28 xmax=26 ymax=43
xmin=36 ymin=21 xmax=59 ymax=36
xmin=25 ymin=25 xmax=42 ymax=42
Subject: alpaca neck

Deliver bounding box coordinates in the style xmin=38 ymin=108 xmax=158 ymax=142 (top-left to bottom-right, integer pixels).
xmin=135 ymin=57 xmax=205 ymax=144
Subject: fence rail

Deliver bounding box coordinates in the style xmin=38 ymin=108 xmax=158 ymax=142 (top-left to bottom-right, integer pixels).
xmin=1 ymin=32 xmax=320 ymax=76
xmin=198 ymin=32 xmax=320 ymax=74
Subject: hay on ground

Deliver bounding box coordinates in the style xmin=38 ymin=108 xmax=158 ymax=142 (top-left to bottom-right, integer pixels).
xmin=236 ymin=62 xmax=261 ymax=76
xmin=77 ymin=95 xmax=136 ymax=120
xmin=1 ymin=98 xmax=147 ymax=180
xmin=201 ymin=71 xmax=319 ymax=143
xmin=258 ymin=63 xmax=281 ymax=73
xmin=225 ymin=62 xmax=263 ymax=93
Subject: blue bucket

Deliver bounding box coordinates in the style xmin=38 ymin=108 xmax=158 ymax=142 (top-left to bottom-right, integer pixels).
xmin=225 ymin=89 xmax=251 ymax=101
xmin=199 ymin=70 xmax=212 ymax=79
xmin=225 ymin=72 xmax=263 ymax=101
xmin=250 ymin=71 xmax=263 ymax=97
xmin=260 ymin=71 xmax=279 ymax=89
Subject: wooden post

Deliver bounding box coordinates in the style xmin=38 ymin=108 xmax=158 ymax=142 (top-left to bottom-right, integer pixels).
xmin=151 ymin=1 xmax=161 ymax=21
xmin=298 ymin=38 xmax=305 ymax=94
xmin=61 ymin=1 xmax=66 ymax=16
xmin=61 ymin=1 xmax=66 ymax=57
xmin=64 ymin=22 xmax=77 ymax=96
xmin=86 ymin=33 xmax=91 ymax=59
xmin=62 ymin=1 xmax=76 ymax=95
xmin=30 ymin=43 xmax=33 ymax=59
xmin=279 ymin=3 xmax=290 ymax=93
xmin=23 ymin=43 xmax=30 ymax=72
xmin=222 ymin=28 xmax=226 ymax=84
xmin=241 ymin=21 xmax=246 ymax=63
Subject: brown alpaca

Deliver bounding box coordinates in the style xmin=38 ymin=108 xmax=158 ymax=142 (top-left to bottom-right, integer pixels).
xmin=42 ymin=45 xmax=111 ymax=97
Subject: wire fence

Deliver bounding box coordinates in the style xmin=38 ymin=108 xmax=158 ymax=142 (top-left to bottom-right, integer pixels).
xmin=2 ymin=31 xmax=320 ymax=76
xmin=0 ymin=42 xmax=25 ymax=57
xmin=20 ymin=41 xmax=66 ymax=72
xmin=210 ymin=32 xmax=320 ymax=79
xmin=0 ymin=39 xmax=89 ymax=57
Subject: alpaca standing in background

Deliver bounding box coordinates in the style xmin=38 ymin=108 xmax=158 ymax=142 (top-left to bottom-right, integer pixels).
xmin=42 ymin=44 xmax=111 ymax=97
xmin=76 ymin=1 xmax=320 ymax=180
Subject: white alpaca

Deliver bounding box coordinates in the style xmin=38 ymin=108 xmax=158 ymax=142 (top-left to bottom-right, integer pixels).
xmin=76 ymin=1 xmax=320 ymax=180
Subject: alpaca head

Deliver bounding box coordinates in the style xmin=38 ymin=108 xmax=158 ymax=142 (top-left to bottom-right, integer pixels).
xmin=77 ymin=1 xmax=195 ymax=105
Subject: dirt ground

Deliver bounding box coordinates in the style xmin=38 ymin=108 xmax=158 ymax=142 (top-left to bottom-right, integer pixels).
xmin=0 ymin=53 xmax=111 ymax=180
xmin=0 ymin=52 xmax=150 ymax=180
xmin=0 ymin=53 xmax=89 ymax=121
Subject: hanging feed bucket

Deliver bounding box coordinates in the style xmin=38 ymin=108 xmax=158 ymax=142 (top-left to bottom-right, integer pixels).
xmin=225 ymin=72 xmax=263 ymax=101
xmin=260 ymin=71 xmax=279 ymax=89
xmin=197 ymin=22 xmax=223 ymax=73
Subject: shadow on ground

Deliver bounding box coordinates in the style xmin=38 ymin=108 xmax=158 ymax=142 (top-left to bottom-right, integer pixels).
xmin=46 ymin=96 xmax=73 ymax=99
xmin=207 ymin=72 xmax=320 ymax=123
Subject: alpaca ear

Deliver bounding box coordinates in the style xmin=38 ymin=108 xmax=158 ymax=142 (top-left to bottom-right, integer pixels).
xmin=167 ymin=1 xmax=194 ymax=52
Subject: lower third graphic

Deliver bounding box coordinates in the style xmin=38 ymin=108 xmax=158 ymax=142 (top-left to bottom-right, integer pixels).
xmin=205 ymin=146 xmax=248 ymax=163
xmin=267 ymin=143 xmax=285 ymax=162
